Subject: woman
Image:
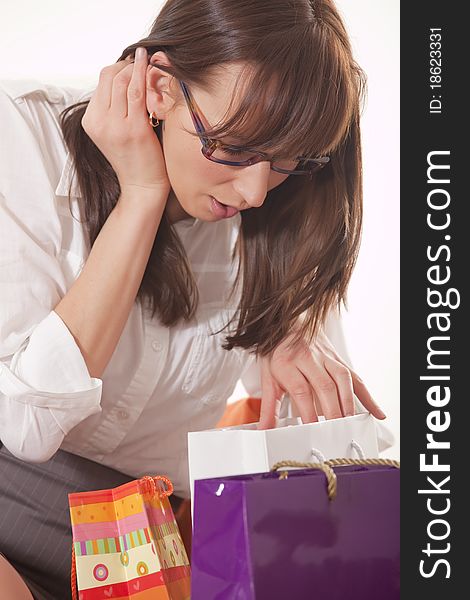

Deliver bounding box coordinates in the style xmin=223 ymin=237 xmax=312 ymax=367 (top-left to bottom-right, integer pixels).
xmin=0 ymin=0 xmax=386 ymax=597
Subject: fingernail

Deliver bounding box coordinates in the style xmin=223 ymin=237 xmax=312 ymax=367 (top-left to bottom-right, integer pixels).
xmin=136 ymin=47 xmax=146 ymax=59
xmin=378 ymin=409 xmax=387 ymax=419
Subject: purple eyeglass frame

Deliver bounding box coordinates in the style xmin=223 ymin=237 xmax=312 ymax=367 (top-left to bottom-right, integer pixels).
xmin=148 ymin=57 xmax=329 ymax=176
xmin=178 ymin=80 xmax=330 ymax=176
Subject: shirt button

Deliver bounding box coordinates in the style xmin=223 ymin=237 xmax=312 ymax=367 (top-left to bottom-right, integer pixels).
xmin=151 ymin=340 xmax=162 ymax=352
xmin=117 ymin=410 xmax=129 ymax=420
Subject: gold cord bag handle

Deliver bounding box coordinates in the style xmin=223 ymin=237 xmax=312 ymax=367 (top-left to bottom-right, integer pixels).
xmin=271 ymin=458 xmax=400 ymax=501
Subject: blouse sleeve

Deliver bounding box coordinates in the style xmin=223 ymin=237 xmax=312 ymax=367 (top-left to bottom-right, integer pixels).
xmin=0 ymin=87 xmax=102 ymax=462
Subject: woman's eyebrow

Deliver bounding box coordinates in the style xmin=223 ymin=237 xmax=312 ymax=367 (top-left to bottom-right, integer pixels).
xmin=223 ymin=139 xmax=292 ymax=158
xmin=218 ymin=132 xmax=301 ymax=158
xmin=218 ymin=135 xmax=248 ymax=147
xmin=221 ymin=135 xmax=267 ymax=150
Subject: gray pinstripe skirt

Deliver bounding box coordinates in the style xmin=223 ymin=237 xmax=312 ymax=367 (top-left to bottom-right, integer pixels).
xmin=0 ymin=443 xmax=183 ymax=600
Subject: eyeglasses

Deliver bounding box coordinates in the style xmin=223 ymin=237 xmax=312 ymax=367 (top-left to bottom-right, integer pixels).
xmin=179 ymin=80 xmax=330 ymax=178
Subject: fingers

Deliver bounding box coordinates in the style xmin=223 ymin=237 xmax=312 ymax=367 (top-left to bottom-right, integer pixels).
xmin=296 ymin=358 xmax=343 ymax=420
xmin=350 ymin=370 xmax=387 ymax=419
xmin=260 ymin=331 xmax=387 ymax=428
xmin=110 ymin=62 xmax=134 ymax=119
xmin=258 ymin=386 xmax=279 ymax=430
xmin=127 ymin=47 xmax=150 ymax=120
xmin=323 ymin=356 xmax=355 ymax=416
xmin=89 ymin=48 xmax=149 ymax=122
xmin=89 ymin=58 xmax=131 ymax=115
xmin=258 ymin=361 xmax=283 ymax=430
xmin=328 ymin=348 xmax=387 ymax=420
xmin=110 ymin=51 xmax=146 ymax=119
xmin=109 ymin=48 xmax=149 ymax=121
xmin=272 ymin=360 xmax=319 ymax=424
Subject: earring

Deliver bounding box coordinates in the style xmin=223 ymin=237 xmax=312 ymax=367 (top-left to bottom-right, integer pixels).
xmin=149 ymin=112 xmax=160 ymax=128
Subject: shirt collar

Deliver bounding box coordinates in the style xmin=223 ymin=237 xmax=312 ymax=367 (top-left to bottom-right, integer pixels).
xmin=173 ymin=215 xmax=201 ymax=229
xmin=0 ymin=79 xmax=88 ymax=199
xmin=0 ymin=78 xmax=68 ymax=103
xmin=173 ymin=211 xmax=241 ymax=231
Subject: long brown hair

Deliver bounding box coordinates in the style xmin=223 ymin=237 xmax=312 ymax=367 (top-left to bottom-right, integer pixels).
xmin=60 ymin=0 xmax=366 ymax=357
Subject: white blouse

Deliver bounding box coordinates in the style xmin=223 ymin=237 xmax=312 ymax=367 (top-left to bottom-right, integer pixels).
xmin=0 ymin=79 xmax=365 ymax=498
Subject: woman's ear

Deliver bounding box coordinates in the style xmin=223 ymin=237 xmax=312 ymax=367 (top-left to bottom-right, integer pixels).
xmin=145 ymin=50 xmax=178 ymax=119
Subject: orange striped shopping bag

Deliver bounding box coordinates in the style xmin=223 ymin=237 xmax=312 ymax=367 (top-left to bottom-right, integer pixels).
xmin=68 ymin=475 xmax=191 ymax=600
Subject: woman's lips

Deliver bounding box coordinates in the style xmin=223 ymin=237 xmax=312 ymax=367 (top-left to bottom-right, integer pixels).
xmin=210 ymin=196 xmax=239 ymax=219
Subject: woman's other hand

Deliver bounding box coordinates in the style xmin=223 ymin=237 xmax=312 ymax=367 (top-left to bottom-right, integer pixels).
xmin=257 ymin=326 xmax=386 ymax=429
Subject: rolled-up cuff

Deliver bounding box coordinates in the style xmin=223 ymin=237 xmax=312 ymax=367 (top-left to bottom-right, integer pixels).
xmin=0 ymin=310 xmax=103 ymax=434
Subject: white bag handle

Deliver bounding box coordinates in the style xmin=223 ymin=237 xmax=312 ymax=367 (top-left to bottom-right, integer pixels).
xmin=310 ymin=448 xmax=327 ymax=463
xmin=311 ymin=438 xmax=366 ymax=463
xmin=350 ymin=439 xmax=366 ymax=459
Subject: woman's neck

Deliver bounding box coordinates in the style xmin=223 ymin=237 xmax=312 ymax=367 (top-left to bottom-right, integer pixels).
xmin=164 ymin=189 xmax=194 ymax=224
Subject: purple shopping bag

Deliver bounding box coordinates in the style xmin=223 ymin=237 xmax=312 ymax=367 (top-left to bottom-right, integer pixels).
xmin=191 ymin=462 xmax=400 ymax=600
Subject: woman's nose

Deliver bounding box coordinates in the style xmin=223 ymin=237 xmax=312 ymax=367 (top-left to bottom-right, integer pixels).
xmin=233 ymin=161 xmax=272 ymax=208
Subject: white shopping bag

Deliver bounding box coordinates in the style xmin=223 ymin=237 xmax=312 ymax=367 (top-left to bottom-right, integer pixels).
xmin=188 ymin=412 xmax=381 ymax=520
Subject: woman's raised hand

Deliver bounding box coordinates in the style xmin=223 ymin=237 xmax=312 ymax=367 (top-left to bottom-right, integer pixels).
xmin=81 ymin=47 xmax=171 ymax=201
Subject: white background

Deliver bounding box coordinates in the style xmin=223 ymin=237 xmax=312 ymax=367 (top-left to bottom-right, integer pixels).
xmin=0 ymin=1 xmax=399 ymax=458
xmin=336 ymin=1 xmax=399 ymax=459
